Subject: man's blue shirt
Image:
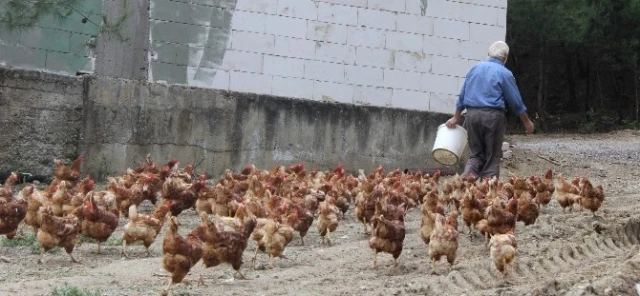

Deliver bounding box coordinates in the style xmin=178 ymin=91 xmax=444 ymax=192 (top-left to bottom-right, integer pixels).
xmin=456 ymin=57 xmax=527 ymax=116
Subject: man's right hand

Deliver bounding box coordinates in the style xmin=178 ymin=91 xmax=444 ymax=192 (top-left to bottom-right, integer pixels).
xmin=445 ymin=117 xmax=458 ymax=128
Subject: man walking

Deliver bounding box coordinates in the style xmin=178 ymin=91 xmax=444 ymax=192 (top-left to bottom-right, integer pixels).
xmin=445 ymin=41 xmax=534 ymax=180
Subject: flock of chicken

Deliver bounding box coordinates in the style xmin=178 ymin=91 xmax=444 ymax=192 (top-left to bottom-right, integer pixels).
xmin=0 ymin=155 xmax=605 ymax=296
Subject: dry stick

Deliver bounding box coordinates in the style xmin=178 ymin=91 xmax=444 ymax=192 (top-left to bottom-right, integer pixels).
xmin=536 ymin=154 xmax=561 ymax=166
xmin=152 ymin=272 xmax=170 ymax=277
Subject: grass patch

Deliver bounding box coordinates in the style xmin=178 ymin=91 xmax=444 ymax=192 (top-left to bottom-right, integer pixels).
xmin=1 ymin=233 xmax=59 ymax=254
xmin=76 ymin=235 xmax=97 ymax=244
xmin=106 ymin=236 xmax=123 ymax=246
xmin=76 ymin=235 xmax=123 ymax=246
xmin=50 ymin=284 xmax=101 ymax=296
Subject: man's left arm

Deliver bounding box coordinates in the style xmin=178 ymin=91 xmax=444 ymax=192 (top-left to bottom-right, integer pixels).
xmin=503 ymin=74 xmax=534 ymax=133
xmin=502 ymin=75 xmax=527 ymax=116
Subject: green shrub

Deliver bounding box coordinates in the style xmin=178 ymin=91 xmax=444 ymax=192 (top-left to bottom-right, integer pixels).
xmin=50 ymin=284 xmax=101 ymax=296
xmin=1 ymin=234 xmax=59 ymax=254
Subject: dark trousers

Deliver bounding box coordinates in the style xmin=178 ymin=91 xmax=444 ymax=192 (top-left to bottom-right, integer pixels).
xmin=462 ymin=108 xmax=506 ymax=179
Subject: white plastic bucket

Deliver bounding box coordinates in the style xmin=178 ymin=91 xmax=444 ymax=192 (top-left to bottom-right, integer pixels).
xmin=432 ymin=124 xmax=468 ymax=166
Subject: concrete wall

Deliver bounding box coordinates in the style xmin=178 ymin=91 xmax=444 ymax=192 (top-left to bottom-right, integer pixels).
xmin=0 ymin=68 xmax=84 ymax=174
xmin=80 ymin=75 xmax=451 ymax=177
xmin=148 ymin=0 xmax=507 ymax=113
xmin=0 ymin=67 xmax=452 ymax=178
xmin=0 ymin=0 xmax=103 ymax=75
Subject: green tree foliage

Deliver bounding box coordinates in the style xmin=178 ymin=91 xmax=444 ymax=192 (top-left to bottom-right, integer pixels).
xmin=0 ymin=0 xmax=82 ymax=30
xmin=507 ymin=0 xmax=640 ymax=132
xmin=0 ymin=0 xmax=130 ymax=41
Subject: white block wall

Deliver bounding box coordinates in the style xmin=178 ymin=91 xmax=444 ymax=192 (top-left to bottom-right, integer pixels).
xmin=202 ymin=0 xmax=506 ymax=114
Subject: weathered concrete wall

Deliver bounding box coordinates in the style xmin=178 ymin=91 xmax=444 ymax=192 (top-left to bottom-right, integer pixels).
xmin=0 ymin=68 xmax=84 ymax=175
xmin=80 ymin=75 xmax=450 ymax=177
xmin=0 ymin=0 xmax=103 ymax=75
xmin=0 ymin=67 xmax=453 ymax=178
xmin=148 ymin=0 xmax=507 ymax=113
xmin=95 ymin=0 xmax=151 ymax=79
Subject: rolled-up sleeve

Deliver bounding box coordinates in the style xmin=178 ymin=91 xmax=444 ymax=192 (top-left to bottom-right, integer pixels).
xmin=502 ymin=74 xmax=527 ymax=116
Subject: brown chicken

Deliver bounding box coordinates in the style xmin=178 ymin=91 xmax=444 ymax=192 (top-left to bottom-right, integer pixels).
xmin=460 ymin=188 xmax=486 ymax=238
xmin=369 ymin=214 xmax=405 ymax=268
xmin=478 ymin=198 xmax=517 ymax=245
xmin=354 ymin=190 xmax=377 ymax=234
xmin=0 ymin=172 xmax=18 ymax=204
xmin=286 ymin=204 xmax=314 ymax=245
xmin=555 ymin=175 xmax=582 ymax=213
xmin=0 ymin=195 xmax=27 ymax=239
xmin=21 ymin=184 xmax=48 ymax=234
xmin=36 ymin=206 xmax=82 ymax=264
xmin=163 ymin=176 xmax=204 ymax=216
xmin=420 ymin=209 xmax=437 ymax=245
xmin=532 ymin=168 xmax=556 ymax=209
xmin=50 ymin=181 xmax=72 ymax=217
xmin=195 ymin=175 xmax=215 ymax=214
xmin=122 ymin=201 xmax=172 ymax=257
xmin=489 ymin=231 xmax=518 ymax=278
xmin=77 ymin=195 xmax=119 ymax=254
xmin=517 ymin=192 xmax=540 ymax=226
xmin=52 ymin=155 xmax=83 ymax=185
xmin=197 ymin=212 xmax=256 ymax=281
xmin=250 ymin=214 xmax=295 ymax=269
xmin=578 ymin=177 xmax=605 ymax=216
xmin=317 ymin=197 xmax=341 ymax=245
xmin=112 ymin=178 xmax=147 ymax=218
xmin=160 ymin=216 xmax=203 ymax=296
xmin=428 ymin=213 xmax=458 ymax=274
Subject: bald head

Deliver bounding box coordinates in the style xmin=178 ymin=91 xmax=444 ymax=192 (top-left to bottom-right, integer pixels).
xmin=488 ymin=41 xmax=509 ymax=63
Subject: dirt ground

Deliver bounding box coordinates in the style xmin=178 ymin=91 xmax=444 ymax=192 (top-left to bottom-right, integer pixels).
xmin=1 ymin=130 xmax=640 ymax=296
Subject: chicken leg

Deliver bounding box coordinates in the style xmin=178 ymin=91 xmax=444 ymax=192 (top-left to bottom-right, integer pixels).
xmin=251 ymin=246 xmax=260 ymax=268
xmin=38 ymin=250 xmax=46 ymax=264
xmin=160 ymin=278 xmax=172 ymax=296
xmin=68 ymin=252 xmax=81 ymax=264
xmin=327 ymin=231 xmax=333 ymax=246
xmin=235 ymin=270 xmax=247 ymax=280
xmin=372 ymin=251 xmax=378 ymax=269
xmin=121 ymin=240 xmax=128 ymax=258
xmin=97 ymin=242 xmax=102 ymax=254
xmin=268 ymin=254 xmax=274 ymax=269
xmin=199 ymin=263 xmax=207 ymax=286
xmin=430 ymin=259 xmax=437 ymax=275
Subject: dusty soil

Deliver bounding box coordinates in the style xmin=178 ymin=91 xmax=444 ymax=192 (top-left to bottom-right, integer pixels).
xmin=2 ymin=130 xmax=640 ymax=296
